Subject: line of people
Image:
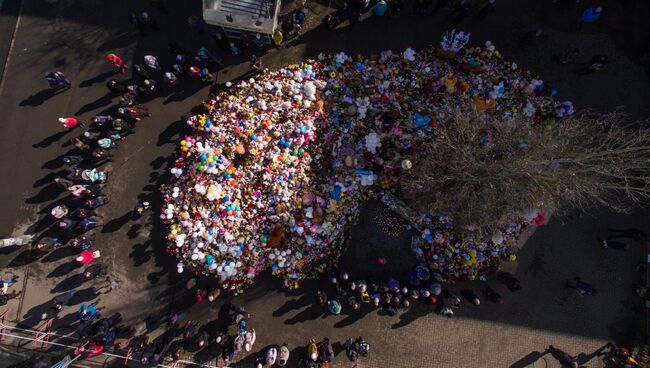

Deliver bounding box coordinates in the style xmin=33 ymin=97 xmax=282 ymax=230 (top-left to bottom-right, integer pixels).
xmin=317 ymin=269 xmax=519 ymax=320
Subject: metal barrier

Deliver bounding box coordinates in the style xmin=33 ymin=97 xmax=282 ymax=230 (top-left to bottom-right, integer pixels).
xmin=0 ymin=318 xmax=222 ymax=368
xmin=0 ymin=309 xmax=9 ymax=342
xmin=33 ymin=318 xmax=53 ymax=349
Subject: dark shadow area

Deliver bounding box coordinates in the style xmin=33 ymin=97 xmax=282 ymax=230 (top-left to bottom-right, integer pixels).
xmin=334 ymin=305 xmax=375 ymax=328
xmin=41 ymin=246 xmax=79 ymax=263
xmin=51 ymin=273 xmax=85 ymax=293
xmin=32 ymin=130 xmax=73 ymax=149
xmin=576 ymin=344 xmax=609 ymax=366
xmin=127 ymin=223 xmax=142 ymax=239
xmin=78 ymin=68 xmax=119 ymax=88
xmin=96 ymin=30 xmax=137 ymax=53
xmin=391 ymin=303 xmax=433 ymax=329
xmin=18 ymin=88 xmax=60 ymax=107
xmin=101 ymin=212 xmax=132 ymax=233
xmin=6 ymin=249 xmax=47 ymax=268
xmin=18 ymin=301 xmax=54 ymax=330
xmin=47 ymin=260 xmax=82 ymax=278
xmin=509 ymin=351 xmax=548 ymax=368
xmin=162 ymin=80 xmax=206 ymax=105
xmin=340 ymin=201 xmax=417 ymax=280
xmin=272 ymin=294 xmax=312 ymax=318
xmin=75 ymin=92 xmax=115 ymax=115
xmin=284 ymin=303 xmax=326 ymax=325
xmin=156 ymin=118 xmax=186 ymax=147
xmin=130 ymin=242 xmax=153 ymax=267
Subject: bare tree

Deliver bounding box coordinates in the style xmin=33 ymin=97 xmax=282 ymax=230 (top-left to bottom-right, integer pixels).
xmin=401 ymin=107 xmax=650 ymax=231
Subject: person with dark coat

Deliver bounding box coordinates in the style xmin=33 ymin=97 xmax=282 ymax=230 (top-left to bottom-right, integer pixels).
xmin=84 ymin=263 xmax=108 ymax=280
xmin=107 ymin=79 xmax=127 ymax=94
xmin=133 ymin=64 xmax=151 ymax=80
xmin=52 ymin=289 xmax=77 ymax=310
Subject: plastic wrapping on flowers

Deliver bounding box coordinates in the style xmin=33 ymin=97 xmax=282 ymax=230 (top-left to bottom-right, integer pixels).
xmin=162 ymin=40 xmax=569 ymax=293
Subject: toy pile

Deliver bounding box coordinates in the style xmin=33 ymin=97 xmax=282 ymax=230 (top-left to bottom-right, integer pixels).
xmin=162 ymin=36 xmax=568 ymax=292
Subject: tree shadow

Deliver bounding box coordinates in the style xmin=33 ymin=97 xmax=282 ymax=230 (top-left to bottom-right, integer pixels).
xmin=101 ymin=212 xmax=133 ymax=233
xmin=19 ymin=88 xmax=60 ymax=107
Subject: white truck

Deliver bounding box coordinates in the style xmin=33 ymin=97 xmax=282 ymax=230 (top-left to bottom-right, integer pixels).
xmin=202 ymin=0 xmax=281 ymax=38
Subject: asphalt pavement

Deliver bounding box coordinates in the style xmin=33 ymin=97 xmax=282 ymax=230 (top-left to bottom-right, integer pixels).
xmin=0 ymin=0 xmax=649 ymax=367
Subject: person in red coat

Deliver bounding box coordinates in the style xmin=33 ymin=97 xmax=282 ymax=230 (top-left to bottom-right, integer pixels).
xmin=106 ymin=53 xmax=128 ymax=73
xmin=59 ymin=117 xmax=85 ymax=129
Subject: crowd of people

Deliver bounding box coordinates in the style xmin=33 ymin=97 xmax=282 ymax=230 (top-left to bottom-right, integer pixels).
xmin=1 ymin=0 xmax=642 ymax=367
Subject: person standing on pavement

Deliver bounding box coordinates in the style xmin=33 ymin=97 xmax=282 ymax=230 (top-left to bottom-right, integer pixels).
xmin=35 ymin=237 xmax=63 ymax=251
xmin=51 ymin=289 xmax=78 ymax=312
xmin=59 ymin=117 xmax=85 ymax=130
xmin=134 ymin=201 xmax=151 ymax=218
xmin=76 ymin=250 xmax=98 ymax=265
xmin=133 ymin=64 xmax=151 ymax=80
xmin=106 ymin=53 xmax=128 ymax=74
xmin=63 ymin=155 xmax=84 ymax=166
xmin=84 ymin=263 xmax=108 ymax=281
xmin=273 ymin=30 xmax=283 ymax=48
xmin=54 ymin=176 xmax=74 ymax=190
xmin=374 ymin=0 xmax=388 ymax=17
xmin=107 ymin=79 xmax=128 ymax=94
xmin=250 ymin=54 xmax=262 ymax=72
xmin=144 ymin=55 xmax=162 ymax=70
